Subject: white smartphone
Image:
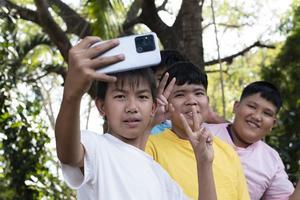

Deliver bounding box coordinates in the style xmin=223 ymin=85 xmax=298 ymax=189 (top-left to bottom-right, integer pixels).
xmin=92 ymin=32 xmax=161 ymax=74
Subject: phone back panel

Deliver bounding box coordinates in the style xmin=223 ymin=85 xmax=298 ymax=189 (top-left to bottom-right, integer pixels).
xmin=94 ymin=32 xmax=161 ymax=74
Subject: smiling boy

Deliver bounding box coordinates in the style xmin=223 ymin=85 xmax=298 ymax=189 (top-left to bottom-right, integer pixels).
xmin=146 ymin=62 xmax=250 ymax=200
xmin=206 ymin=81 xmax=295 ymax=200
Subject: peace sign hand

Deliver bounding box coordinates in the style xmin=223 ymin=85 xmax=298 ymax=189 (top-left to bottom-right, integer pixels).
xmin=152 ymin=73 xmax=176 ymax=126
xmin=179 ymin=105 xmax=214 ymax=163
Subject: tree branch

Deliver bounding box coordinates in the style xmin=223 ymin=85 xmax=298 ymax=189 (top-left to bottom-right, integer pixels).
xmin=123 ymin=16 xmax=141 ymax=34
xmin=157 ymin=0 xmax=168 ymax=11
xmin=203 ymin=22 xmax=250 ymax=30
xmin=122 ymin=0 xmax=142 ymax=35
xmin=1 ymin=0 xmax=40 ymax=24
xmin=140 ymin=0 xmax=176 ymax=49
xmin=34 ymin=0 xmax=71 ymax=62
xmin=22 ymin=64 xmax=66 ymax=83
xmin=205 ymin=41 xmax=275 ymax=66
xmin=48 ymin=0 xmax=92 ymax=37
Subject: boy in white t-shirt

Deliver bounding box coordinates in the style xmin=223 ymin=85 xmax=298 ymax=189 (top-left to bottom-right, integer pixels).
xmin=55 ymin=36 xmax=217 ymax=200
xmin=206 ymin=81 xmax=295 ymax=200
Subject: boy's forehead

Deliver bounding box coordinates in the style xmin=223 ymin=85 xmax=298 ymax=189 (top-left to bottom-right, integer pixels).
xmin=173 ymin=83 xmax=206 ymax=91
xmin=242 ymin=93 xmax=277 ymax=109
xmin=108 ymin=78 xmax=151 ymax=91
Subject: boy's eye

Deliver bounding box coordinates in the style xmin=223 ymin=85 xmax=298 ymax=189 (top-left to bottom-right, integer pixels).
xmin=174 ymin=93 xmax=184 ymax=97
xmin=195 ymin=91 xmax=205 ymax=96
xmin=139 ymin=95 xmax=149 ymax=100
xmin=247 ymin=104 xmax=256 ymax=109
xmin=263 ymin=111 xmax=274 ymax=117
xmin=114 ymin=95 xmax=125 ymax=99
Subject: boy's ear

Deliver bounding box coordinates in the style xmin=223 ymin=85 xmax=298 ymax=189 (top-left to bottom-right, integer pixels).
xmin=272 ymin=118 xmax=277 ymax=128
xmin=150 ymin=102 xmax=157 ymax=117
xmin=95 ymin=99 xmax=106 ymax=116
xmin=233 ymin=101 xmax=240 ymax=113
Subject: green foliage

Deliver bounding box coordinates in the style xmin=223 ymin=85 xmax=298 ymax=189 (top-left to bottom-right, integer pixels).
xmin=0 ymin=9 xmax=74 ymax=199
xmin=262 ymin=3 xmax=300 ymax=184
xmin=84 ymin=0 xmax=127 ymax=39
xmin=207 ymin=47 xmax=277 ymax=120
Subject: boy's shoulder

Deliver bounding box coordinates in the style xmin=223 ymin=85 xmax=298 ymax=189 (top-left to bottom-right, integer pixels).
xmin=251 ymin=140 xmax=282 ymax=161
xmin=80 ymin=130 xmax=121 ymax=149
xmin=148 ymin=129 xmax=174 ymax=142
xmin=81 ymin=130 xmax=105 ymax=141
xmin=212 ymin=135 xmax=237 ymax=157
xmin=204 ymin=123 xmax=229 ymax=134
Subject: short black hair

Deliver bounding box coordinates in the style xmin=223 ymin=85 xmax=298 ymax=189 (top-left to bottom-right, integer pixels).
xmin=151 ymin=50 xmax=188 ymax=73
xmin=164 ymin=62 xmax=208 ymax=90
xmin=96 ymin=68 xmax=157 ymax=102
xmin=240 ymin=81 xmax=282 ymax=112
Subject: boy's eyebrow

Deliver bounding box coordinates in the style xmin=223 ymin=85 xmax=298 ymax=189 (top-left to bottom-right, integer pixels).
xmin=247 ymin=100 xmax=276 ymax=114
xmin=173 ymin=87 xmax=205 ymax=94
xmin=111 ymin=88 xmax=151 ymax=94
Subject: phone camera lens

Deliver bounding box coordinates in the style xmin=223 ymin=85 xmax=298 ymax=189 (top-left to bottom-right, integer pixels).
xmin=135 ymin=34 xmax=155 ymax=53
xmin=137 ymin=46 xmax=143 ymax=53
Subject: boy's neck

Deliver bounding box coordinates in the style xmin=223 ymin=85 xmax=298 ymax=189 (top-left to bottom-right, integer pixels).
xmin=171 ymin=126 xmax=189 ymax=140
xmin=109 ymin=132 xmax=149 ymax=150
xmin=229 ymin=124 xmax=252 ymax=148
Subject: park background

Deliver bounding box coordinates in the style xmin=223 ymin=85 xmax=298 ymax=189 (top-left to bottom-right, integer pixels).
xmin=0 ymin=0 xmax=299 ymax=199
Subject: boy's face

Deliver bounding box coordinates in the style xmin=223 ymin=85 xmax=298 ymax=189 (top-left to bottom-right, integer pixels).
xmin=232 ymin=93 xmax=277 ymax=146
xmin=169 ymin=83 xmax=209 ymax=134
xmin=96 ymin=80 xmax=156 ymax=142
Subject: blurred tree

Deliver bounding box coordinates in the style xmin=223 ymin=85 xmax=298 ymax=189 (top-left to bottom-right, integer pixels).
xmin=262 ymin=1 xmax=300 ymax=185
xmin=0 ymin=7 xmax=74 ymax=199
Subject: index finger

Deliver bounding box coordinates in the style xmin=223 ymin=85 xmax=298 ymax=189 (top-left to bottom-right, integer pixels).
xmin=179 ymin=113 xmax=193 ymax=137
xmin=163 ymin=78 xmax=176 ymax=100
xmin=192 ymin=106 xmax=200 ymax=131
xmin=75 ymin=36 xmax=102 ymax=49
xmin=157 ymin=72 xmax=169 ymax=95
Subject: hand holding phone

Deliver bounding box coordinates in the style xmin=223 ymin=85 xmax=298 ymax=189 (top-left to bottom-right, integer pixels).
xmin=91 ymin=32 xmax=161 ymax=74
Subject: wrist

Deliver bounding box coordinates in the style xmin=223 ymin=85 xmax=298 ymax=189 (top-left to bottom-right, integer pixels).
xmin=197 ymin=160 xmax=213 ymax=172
xmin=62 ymin=91 xmax=83 ymax=105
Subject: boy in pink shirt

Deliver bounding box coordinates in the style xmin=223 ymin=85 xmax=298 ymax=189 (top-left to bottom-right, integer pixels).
xmin=206 ymin=81 xmax=294 ymax=200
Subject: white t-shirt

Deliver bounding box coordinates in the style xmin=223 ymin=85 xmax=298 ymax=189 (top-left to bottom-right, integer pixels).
xmin=61 ymin=130 xmax=188 ymax=200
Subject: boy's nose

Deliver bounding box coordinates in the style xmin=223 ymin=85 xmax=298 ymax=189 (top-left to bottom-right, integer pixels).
xmin=125 ymin=99 xmax=138 ymax=113
xmin=252 ymin=112 xmax=262 ymax=122
xmin=185 ymin=95 xmax=198 ymax=106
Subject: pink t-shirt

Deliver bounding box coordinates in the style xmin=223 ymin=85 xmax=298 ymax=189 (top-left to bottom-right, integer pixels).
xmin=205 ymin=123 xmax=294 ymax=200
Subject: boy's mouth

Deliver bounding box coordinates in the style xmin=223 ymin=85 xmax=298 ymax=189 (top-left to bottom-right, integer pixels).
xmin=246 ymin=120 xmax=260 ymax=129
xmin=184 ymin=111 xmax=200 ymax=118
xmin=123 ymin=118 xmax=141 ymax=127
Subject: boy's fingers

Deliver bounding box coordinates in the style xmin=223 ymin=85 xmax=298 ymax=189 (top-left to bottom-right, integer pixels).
xmin=156 ymin=98 xmax=165 ymax=106
xmin=157 ymin=73 xmax=169 ymax=95
xmin=179 ymin=113 xmax=193 ymax=136
xmin=88 ymin=39 xmax=120 ymax=58
xmin=90 ymin=54 xmax=125 ymax=70
xmin=168 ymin=103 xmax=175 ymax=113
xmin=206 ymin=130 xmax=213 ymax=145
xmin=158 ymin=95 xmax=168 ymax=105
xmin=163 ymin=78 xmax=176 ymax=99
xmin=75 ymin=36 xmax=102 ymax=49
xmin=91 ymin=73 xmax=117 ymax=83
xmin=192 ymin=106 xmax=200 ymax=131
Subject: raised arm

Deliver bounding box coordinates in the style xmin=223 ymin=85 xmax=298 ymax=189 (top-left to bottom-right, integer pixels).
xmin=55 ymin=37 xmax=124 ymax=167
xmin=178 ymin=105 xmax=217 ymax=200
